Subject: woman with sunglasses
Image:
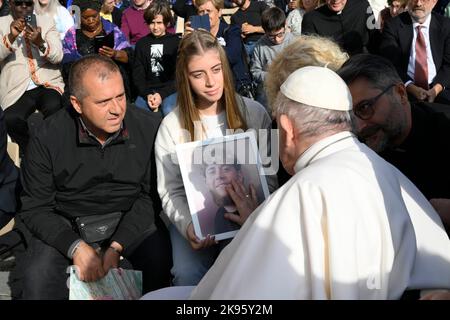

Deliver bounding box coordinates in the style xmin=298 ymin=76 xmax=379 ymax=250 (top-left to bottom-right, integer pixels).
xmin=155 ymin=30 xmax=278 ymax=286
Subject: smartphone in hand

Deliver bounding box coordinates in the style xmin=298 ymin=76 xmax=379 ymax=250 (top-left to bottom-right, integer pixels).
xmin=94 ymin=32 xmax=115 ymax=53
xmin=189 ymin=15 xmax=210 ymax=32
xmin=25 ymin=14 xmax=37 ymax=29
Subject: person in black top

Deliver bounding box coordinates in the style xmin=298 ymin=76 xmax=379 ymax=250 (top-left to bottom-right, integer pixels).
xmin=132 ymin=1 xmax=179 ymax=115
xmin=302 ymin=0 xmax=374 ymax=56
xmin=17 ymin=55 xmax=172 ymax=299
xmin=379 ymin=0 xmax=450 ymax=106
xmin=338 ymin=54 xmax=450 ymax=228
xmin=0 ymin=108 xmax=20 ymax=229
xmin=203 ymin=161 xmax=246 ymax=235
xmin=230 ymin=0 xmax=267 ymax=58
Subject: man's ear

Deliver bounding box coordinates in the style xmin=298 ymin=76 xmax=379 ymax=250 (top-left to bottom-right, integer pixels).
xmin=396 ymin=83 xmax=409 ymax=105
xmin=279 ymin=114 xmax=295 ymax=147
xmin=70 ymin=95 xmax=83 ymax=115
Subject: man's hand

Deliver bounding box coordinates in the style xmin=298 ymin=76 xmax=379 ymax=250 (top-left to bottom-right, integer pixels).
xmin=9 ymin=18 xmax=26 ymax=44
xmin=225 ymin=180 xmax=258 ymax=225
xmin=241 ymin=22 xmax=254 ymax=35
xmin=72 ymin=241 xmax=105 ymax=282
xmin=102 ymin=245 xmax=121 ymax=274
xmin=184 ymin=21 xmax=194 ymax=36
xmin=430 ymin=198 xmax=450 ymax=228
xmin=24 ymin=25 xmax=45 ymax=48
xmin=406 ymin=83 xmax=428 ymax=101
xmin=425 ymin=84 xmax=443 ymax=103
xmin=186 ymin=222 xmax=217 ymax=250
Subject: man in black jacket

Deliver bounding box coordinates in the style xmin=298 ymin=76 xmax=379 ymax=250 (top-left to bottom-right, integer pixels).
xmin=17 ymin=55 xmax=172 ymax=299
xmin=0 ymin=108 xmax=19 ymax=229
xmin=301 ymin=0 xmax=374 ymax=56
xmin=338 ymin=54 xmax=450 ymax=229
xmin=379 ymin=0 xmax=450 ymax=105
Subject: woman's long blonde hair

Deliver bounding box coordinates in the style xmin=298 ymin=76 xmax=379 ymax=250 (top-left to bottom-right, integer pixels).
xmin=176 ymin=30 xmax=247 ymax=141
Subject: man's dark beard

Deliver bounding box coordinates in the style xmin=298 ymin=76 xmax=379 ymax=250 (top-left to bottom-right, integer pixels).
xmin=358 ymin=125 xmax=400 ymax=153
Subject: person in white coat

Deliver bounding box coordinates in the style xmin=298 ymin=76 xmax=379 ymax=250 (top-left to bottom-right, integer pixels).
xmin=189 ymin=66 xmax=450 ymax=299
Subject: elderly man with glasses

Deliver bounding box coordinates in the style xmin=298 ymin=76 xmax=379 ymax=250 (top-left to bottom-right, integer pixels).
xmin=0 ymin=0 xmax=64 ymax=155
xmin=338 ymin=53 xmax=450 ymax=231
xmin=379 ymin=0 xmax=450 ymax=105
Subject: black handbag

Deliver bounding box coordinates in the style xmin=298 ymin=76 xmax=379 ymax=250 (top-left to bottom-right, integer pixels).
xmin=75 ymin=212 xmax=123 ymax=244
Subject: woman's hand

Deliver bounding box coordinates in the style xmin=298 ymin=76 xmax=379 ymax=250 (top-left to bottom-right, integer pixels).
xmin=186 ymin=222 xmax=218 ymax=250
xmin=225 ymin=180 xmax=258 ymax=225
xmin=98 ymin=45 xmax=116 ymax=58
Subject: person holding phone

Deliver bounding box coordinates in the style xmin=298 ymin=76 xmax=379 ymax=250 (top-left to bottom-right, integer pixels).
xmin=0 ymin=0 xmax=64 ymax=155
xmin=184 ymin=0 xmax=254 ymax=99
xmin=62 ymin=0 xmax=132 ymax=97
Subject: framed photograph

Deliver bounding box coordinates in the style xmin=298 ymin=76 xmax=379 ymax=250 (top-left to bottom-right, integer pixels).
xmin=176 ymin=132 xmax=270 ymax=241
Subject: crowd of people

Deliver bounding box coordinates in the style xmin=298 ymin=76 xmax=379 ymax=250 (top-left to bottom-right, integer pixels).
xmin=1 ymin=0 xmax=450 ymax=300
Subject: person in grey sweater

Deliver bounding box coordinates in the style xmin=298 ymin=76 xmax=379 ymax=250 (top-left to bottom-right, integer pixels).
xmin=251 ymin=6 xmax=296 ymax=110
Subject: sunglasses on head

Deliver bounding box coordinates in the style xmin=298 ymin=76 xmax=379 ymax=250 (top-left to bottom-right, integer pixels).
xmin=14 ymin=0 xmax=34 ymax=7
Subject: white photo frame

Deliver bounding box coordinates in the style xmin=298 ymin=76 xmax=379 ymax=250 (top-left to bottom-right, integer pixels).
xmin=176 ymin=132 xmax=270 ymax=241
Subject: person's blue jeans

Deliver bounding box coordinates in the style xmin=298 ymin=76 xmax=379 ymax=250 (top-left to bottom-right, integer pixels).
xmin=244 ymin=41 xmax=257 ymax=62
xmin=134 ymin=93 xmax=177 ymax=117
xmin=168 ymin=224 xmax=219 ymax=286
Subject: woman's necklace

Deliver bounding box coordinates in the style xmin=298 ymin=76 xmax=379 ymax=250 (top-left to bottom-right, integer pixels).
xmin=83 ymin=24 xmax=103 ymax=38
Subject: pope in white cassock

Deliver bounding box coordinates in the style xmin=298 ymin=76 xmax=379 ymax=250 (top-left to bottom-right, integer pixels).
xmin=189 ymin=66 xmax=450 ymax=299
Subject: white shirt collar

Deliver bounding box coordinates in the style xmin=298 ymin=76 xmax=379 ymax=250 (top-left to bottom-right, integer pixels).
xmin=294 ymin=131 xmax=355 ymax=173
xmin=411 ymin=12 xmax=432 ymax=29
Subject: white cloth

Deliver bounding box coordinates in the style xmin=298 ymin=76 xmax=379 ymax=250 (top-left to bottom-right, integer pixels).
xmin=140 ymin=286 xmax=195 ymax=300
xmin=407 ymin=14 xmax=437 ymax=87
xmin=190 ymin=131 xmax=450 ymax=299
xmin=155 ymin=96 xmax=277 ymax=239
xmin=53 ymin=6 xmax=75 ymax=40
xmin=286 ymin=8 xmax=305 ymax=36
xmin=368 ymin=0 xmax=388 ymax=23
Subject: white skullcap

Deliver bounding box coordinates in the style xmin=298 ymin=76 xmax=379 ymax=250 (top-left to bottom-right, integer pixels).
xmin=280 ymin=66 xmax=352 ymax=111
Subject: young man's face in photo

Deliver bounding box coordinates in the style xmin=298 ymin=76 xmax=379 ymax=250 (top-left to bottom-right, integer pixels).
xmin=205 ymin=164 xmax=243 ymax=205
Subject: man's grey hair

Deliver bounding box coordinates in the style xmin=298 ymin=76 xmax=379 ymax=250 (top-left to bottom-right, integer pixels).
xmin=274 ymin=93 xmax=355 ymax=138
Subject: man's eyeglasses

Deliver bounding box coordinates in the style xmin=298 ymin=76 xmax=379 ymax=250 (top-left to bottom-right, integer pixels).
xmin=267 ymin=29 xmax=285 ymax=41
xmin=14 ymin=1 xmax=34 ymax=7
xmin=353 ymin=84 xmax=396 ymax=120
